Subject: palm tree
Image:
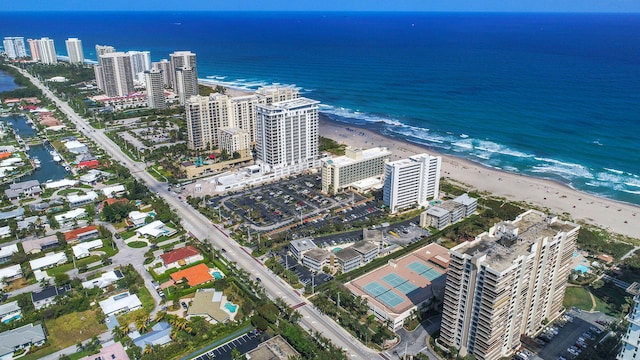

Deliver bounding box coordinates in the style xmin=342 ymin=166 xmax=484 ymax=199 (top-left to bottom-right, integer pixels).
xmin=76 ymin=342 xmax=84 ymax=352
xmin=143 ymin=344 xmax=153 ymax=355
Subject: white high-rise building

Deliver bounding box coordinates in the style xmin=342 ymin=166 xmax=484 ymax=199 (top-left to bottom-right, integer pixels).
xmin=3 ymin=37 xmax=27 ymax=59
xmin=619 ymin=296 xmax=640 ymax=360
xmin=440 ymin=210 xmax=579 ymax=360
xmin=65 ymin=38 xmax=84 ymax=64
xmin=95 ymin=45 xmax=115 ymax=57
xmin=152 ymin=59 xmax=172 ymax=88
xmin=169 ymin=51 xmax=198 ymax=92
xmin=175 ymin=66 xmax=197 ymax=105
xmin=383 ymin=153 xmax=441 ymax=213
xmin=97 ymin=52 xmax=134 ymax=98
xmin=127 ymin=50 xmax=151 ymax=84
xmin=36 ymin=38 xmax=57 ymax=64
xmin=255 ymin=97 xmax=319 ymax=170
xmin=144 ymin=69 xmax=166 ymax=110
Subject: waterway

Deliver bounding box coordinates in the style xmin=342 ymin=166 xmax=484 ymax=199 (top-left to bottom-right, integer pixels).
xmin=0 ymin=70 xmax=19 ymax=93
xmin=20 ymin=144 xmax=70 ymax=184
xmin=1 ymin=113 xmax=36 ymax=137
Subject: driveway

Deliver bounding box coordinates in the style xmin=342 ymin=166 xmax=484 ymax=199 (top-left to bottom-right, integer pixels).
xmin=384 ymin=315 xmax=441 ymax=360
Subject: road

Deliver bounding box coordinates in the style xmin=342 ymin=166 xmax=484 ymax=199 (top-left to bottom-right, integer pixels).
xmin=18 ymin=67 xmax=380 ymax=359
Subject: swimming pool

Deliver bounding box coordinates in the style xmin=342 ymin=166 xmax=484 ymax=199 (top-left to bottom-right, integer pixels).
xmin=572 ymin=252 xmax=579 ymax=258
xmin=212 ymin=271 xmax=223 ymax=279
xmin=574 ymin=264 xmax=590 ymax=274
xmin=225 ymin=302 xmax=238 ymax=313
xmin=148 ymin=211 xmax=156 ymax=217
xmin=333 ymin=247 xmax=342 ymax=253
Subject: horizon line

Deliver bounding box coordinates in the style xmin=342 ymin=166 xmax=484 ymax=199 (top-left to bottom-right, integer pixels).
xmin=2 ymin=10 xmax=640 ymax=14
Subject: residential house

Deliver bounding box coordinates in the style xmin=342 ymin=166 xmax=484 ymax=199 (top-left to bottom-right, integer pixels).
xmin=72 ymin=239 xmax=103 ymax=259
xmin=0 ymin=244 xmax=18 ymax=264
xmin=22 ymin=235 xmax=59 ymax=254
xmin=67 ymin=191 xmax=98 ymax=208
xmin=4 ymin=180 xmax=41 ymax=200
xmin=0 ymin=207 xmax=24 ymax=221
xmin=64 ymin=140 xmax=88 ymax=154
xmin=170 ymin=263 xmax=213 ymax=287
xmin=43 ymin=179 xmax=77 ymax=189
xmin=54 ymin=208 xmax=86 ymax=226
xmin=31 ymin=284 xmax=71 ymax=310
xmin=78 ymin=341 xmax=129 ymax=360
xmin=0 ymin=324 xmax=46 ymax=360
xmin=186 ymin=289 xmax=230 ymax=323
xmin=0 ymin=301 xmax=21 ymax=323
xmin=29 ymin=252 xmax=67 ymax=271
xmin=102 ymin=185 xmax=126 ymax=198
xmin=130 ymin=322 xmax=172 ymax=349
xmin=159 ymin=245 xmax=203 ymax=270
xmin=136 ymin=220 xmax=175 ymax=238
xmin=0 ymin=265 xmax=23 ymax=288
xmin=63 ymin=225 xmax=99 ymax=244
xmin=128 ymin=211 xmax=148 ymax=227
xmin=81 ymin=270 xmax=124 ymax=290
xmin=99 ymin=292 xmax=142 ymax=317
xmin=0 ymin=226 xmax=9 ymax=239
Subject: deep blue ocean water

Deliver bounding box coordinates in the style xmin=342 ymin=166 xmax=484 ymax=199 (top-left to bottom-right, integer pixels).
xmin=2 ymin=12 xmax=639 ymax=204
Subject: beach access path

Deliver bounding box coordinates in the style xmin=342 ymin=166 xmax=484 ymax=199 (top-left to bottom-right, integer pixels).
xmin=319 ymin=117 xmax=640 ymax=239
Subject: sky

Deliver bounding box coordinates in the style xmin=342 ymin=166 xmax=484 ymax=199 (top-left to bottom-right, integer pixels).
xmin=2 ymin=0 xmax=640 ymax=13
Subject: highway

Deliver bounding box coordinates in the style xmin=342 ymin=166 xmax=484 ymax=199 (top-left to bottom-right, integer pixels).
xmin=17 ymin=67 xmax=381 ymax=360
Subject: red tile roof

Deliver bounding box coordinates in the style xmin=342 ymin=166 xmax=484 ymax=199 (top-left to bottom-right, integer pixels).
xmin=170 ymin=263 xmax=213 ymax=287
xmin=104 ymin=198 xmax=129 ymax=206
xmin=160 ymin=245 xmax=200 ymax=266
xmin=64 ymin=225 xmax=98 ymax=242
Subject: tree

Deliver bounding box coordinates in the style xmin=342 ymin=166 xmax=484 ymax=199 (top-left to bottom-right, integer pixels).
xmin=54 ymin=273 xmax=70 ymax=287
xmin=231 ymin=348 xmax=246 ymax=360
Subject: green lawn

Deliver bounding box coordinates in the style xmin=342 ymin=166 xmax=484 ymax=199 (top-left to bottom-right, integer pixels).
xmin=100 ymin=238 xmax=119 ymax=257
xmin=563 ymin=286 xmax=593 ymax=311
xmin=127 ymin=241 xmax=148 ymax=248
xmin=46 ymin=309 xmax=106 ymax=350
xmin=47 ymin=255 xmax=101 ymax=276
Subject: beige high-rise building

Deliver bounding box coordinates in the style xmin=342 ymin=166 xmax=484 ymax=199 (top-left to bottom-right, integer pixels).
xmin=27 ymin=39 xmax=40 ymax=61
xmin=439 ymin=210 xmax=579 ymax=360
xmin=152 ymin=59 xmax=172 ymax=88
xmin=218 ymin=128 xmax=251 ymax=158
xmin=95 ymin=45 xmax=115 ymax=57
xmin=144 ymin=69 xmax=166 ymax=109
xmin=321 ymin=147 xmax=391 ymax=194
xmin=65 ymin=38 xmax=84 ymax=64
xmin=185 ymin=86 xmax=299 ymax=150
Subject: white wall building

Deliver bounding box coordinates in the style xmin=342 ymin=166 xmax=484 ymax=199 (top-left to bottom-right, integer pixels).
xmin=35 ymin=37 xmax=57 ymax=64
xmin=255 ymin=97 xmax=319 ymax=171
xmin=619 ymin=295 xmax=640 ymax=360
xmin=29 ymin=252 xmax=68 ymax=271
xmin=72 ymin=239 xmax=103 ymax=259
xmin=144 ymin=68 xmax=166 ymax=109
xmin=321 ymin=147 xmax=391 ymax=194
xmin=383 ymin=153 xmax=441 ymax=214
xmin=3 ymin=37 xmax=27 ymax=59
xmin=169 ymin=51 xmax=197 ymax=91
xmin=65 ymin=38 xmax=84 ymax=64
xmin=96 ymin=52 xmax=134 ymax=98
xmin=99 ymin=292 xmax=142 ymax=317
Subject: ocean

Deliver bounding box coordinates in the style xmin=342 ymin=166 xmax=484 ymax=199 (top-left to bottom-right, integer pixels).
xmin=1 ymin=12 xmax=639 ymax=204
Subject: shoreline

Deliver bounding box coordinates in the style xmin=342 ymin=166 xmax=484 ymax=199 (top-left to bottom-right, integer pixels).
xmin=318 ymin=114 xmax=640 ymax=239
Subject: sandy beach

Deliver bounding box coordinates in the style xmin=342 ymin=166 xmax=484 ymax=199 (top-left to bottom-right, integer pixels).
xmin=319 ymin=116 xmax=640 ymax=239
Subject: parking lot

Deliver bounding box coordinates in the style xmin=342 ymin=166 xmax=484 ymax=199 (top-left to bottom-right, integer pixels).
xmin=191 ymin=330 xmax=264 ymax=360
xmin=535 ymin=309 xmax=614 ymax=360
xmin=278 ymin=251 xmax=333 ymax=288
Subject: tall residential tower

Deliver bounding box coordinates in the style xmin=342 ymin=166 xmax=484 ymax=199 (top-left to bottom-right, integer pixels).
xmin=3 ymin=37 xmax=27 ymax=59
xmin=97 ymin=52 xmax=134 ymax=98
xmin=383 ymin=154 xmax=441 ymax=213
xmin=144 ymin=69 xmax=166 ymax=110
xmin=65 ymin=38 xmax=84 ymax=64
xmin=439 ymin=210 xmax=579 ymax=360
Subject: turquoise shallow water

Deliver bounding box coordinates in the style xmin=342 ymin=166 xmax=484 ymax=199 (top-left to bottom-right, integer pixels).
xmin=2 ymin=12 xmax=639 ymax=204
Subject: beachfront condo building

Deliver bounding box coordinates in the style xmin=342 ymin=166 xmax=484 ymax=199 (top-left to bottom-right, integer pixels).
xmin=170 ymin=51 xmax=197 ymax=96
xmin=185 ymin=86 xmax=300 ymax=150
xmin=144 ymin=69 xmax=166 ymax=110
xmin=3 ymin=37 xmax=27 ymax=59
xmin=96 ymin=52 xmax=134 ymax=98
xmin=383 ymin=153 xmax=441 ymax=213
xmin=127 ymin=50 xmax=151 ymax=84
xmin=175 ymin=66 xmax=198 ymax=105
xmin=255 ymin=97 xmax=319 ymax=171
xmin=95 ymin=45 xmax=115 ymax=56
xmin=321 ymin=146 xmax=392 ymax=194
xmin=152 ymin=59 xmax=172 ymax=88
xmin=439 ymin=210 xmax=579 ymax=360
xmin=65 ymin=38 xmax=84 ymax=65
xmin=619 ymin=295 xmax=640 ymax=359
xmin=219 ymin=128 xmax=252 ymax=158
xmin=27 ymin=39 xmax=40 ymax=61
xmin=34 ymin=37 xmax=57 ymax=65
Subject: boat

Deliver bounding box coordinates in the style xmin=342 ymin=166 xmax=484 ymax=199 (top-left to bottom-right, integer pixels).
xmin=64 ymin=165 xmax=71 ymax=171
xmin=53 ymin=155 xmax=62 ymax=162
xmin=33 ymin=158 xmax=41 ymax=168
xmin=460 ymin=134 xmax=469 ymax=138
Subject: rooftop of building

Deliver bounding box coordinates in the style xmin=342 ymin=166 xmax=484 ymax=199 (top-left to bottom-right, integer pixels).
xmin=304 ymin=248 xmax=329 ymax=262
xmin=453 ymin=193 xmax=477 ymax=206
xmin=170 ymin=263 xmax=213 ymax=287
xmin=187 ymin=289 xmax=229 ymax=323
xmin=351 ymin=240 xmax=379 ymax=254
xmin=425 ymin=206 xmax=450 ymax=217
xmin=453 ymin=210 xmax=580 ymax=272
xmin=289 ymin=238 xmax=317 ymax=253
xmin=322 ymin=147 xmax=391 ymax=167
xmin=257 ymin=97 xmax=319 ymax=111
xmin=160 ymin=245 xmax=200 ymax=265
xmin=245 ymin=335 xmax=299 ymax=360
xmin=346 ymin=243 xmax=450 ymax=316
xmin=439 ymin=200 xmax=465 ymax=212
xmin=334 ymin=247 xmax=361 ymax=262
